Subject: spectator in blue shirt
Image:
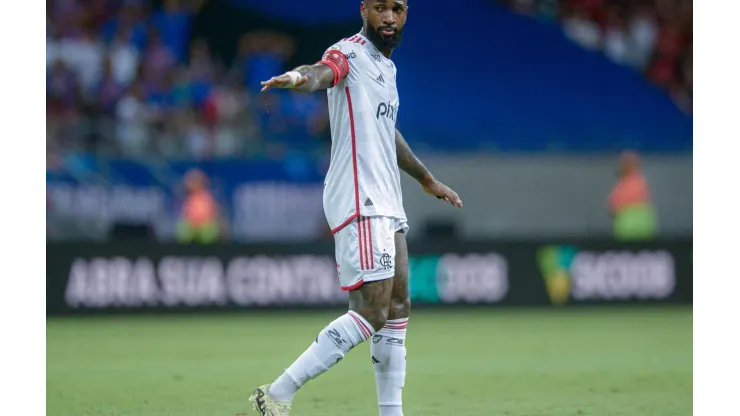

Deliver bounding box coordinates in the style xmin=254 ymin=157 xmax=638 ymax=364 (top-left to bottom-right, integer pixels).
xmin=152 ymin=0 xmax=193 ymax=62
xmin=102 ymin=3 xmax=148 ymax=51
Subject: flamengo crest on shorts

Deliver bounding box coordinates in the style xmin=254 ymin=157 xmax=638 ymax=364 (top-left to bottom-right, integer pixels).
xmin=334 ymin=216 xmax=407 ymax=291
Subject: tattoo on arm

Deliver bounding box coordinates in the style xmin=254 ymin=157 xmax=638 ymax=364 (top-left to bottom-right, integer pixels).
xmin=293 ymin=64 xmax=336 ymax=93
xmin=396 ymin=128 xmax=434 ymax=185
xmin=290 ymin=48 xmax=349 ymax=93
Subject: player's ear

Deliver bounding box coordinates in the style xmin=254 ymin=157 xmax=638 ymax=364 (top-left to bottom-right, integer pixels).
xmin=361 ymin=1 xmax=367 ymax=20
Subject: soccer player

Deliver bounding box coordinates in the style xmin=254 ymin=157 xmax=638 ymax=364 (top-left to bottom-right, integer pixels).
xmin=249 ymin=1 xmax=462 ymax=415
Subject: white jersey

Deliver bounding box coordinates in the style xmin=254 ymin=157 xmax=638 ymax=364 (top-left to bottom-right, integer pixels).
xmin=322 ymin=33 xmax=406 ymax=232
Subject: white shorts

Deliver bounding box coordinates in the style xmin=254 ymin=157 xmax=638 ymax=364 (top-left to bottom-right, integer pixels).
xmin=333 ymin=215 xmax=408 ymax=291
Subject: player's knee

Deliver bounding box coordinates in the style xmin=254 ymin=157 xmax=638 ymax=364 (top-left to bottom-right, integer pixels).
xmin=365 ymin=305 xmax=389 ymax=332
xmin=389 ymin=297 xmax=411 ymax=319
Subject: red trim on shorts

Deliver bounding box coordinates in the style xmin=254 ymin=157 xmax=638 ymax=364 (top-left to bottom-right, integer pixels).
xmin=330 ymin=213 xmax=358 ymax=234
xmin=348 ymin=312 xmax=372 ymax=339
xmin=347 ymin=87 xmax=360 ymax=216
xmin=329 ymin=87 xmax=361 ymax=236
xmin=341 ymin=279 xmax=365 ymax=292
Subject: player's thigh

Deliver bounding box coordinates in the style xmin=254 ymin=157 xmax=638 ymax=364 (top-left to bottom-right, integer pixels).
xmin=336 ymin=216 xmax=399 ymax=327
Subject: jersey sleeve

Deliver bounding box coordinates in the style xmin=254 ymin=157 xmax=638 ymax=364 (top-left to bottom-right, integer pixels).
xmin=317 ymin=42 xmax=359 ymax=87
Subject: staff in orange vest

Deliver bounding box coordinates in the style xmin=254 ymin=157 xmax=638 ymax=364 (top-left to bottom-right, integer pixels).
xmin=607 ymin=151 xmax=657 ymax=241
xmin=176 ymin=169 xmax=222 ymax=244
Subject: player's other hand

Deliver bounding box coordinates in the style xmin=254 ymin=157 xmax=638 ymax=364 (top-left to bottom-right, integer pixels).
xmin=260 ymin=73 xmax=308 ymax=92
xmin=422 ymin=180 xmax=463 ymax=208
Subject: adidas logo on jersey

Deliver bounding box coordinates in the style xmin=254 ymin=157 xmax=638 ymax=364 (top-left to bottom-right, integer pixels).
xmin=375 ymin=74 xmax=385 ymax=84
xmin=364 ymin=198 xmax=374 ymax=207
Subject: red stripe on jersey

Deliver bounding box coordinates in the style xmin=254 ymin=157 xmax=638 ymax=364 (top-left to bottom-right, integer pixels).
xmin=361 ymin=40 xmax=366 ymax=45
xmin=347 ymin=87 xmax=361 ymax=229
xmin=331 ymin=87 xmax=360 ymax=235
xmin=385 ymin=322 xmax=408 ymax=329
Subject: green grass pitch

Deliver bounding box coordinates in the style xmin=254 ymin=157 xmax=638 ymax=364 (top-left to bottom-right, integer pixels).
xmin=47 ymin=307 xmax=691 ymax=416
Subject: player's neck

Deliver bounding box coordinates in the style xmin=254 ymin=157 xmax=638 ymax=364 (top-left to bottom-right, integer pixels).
xmin=361 ymin=28 xmax=394 ymax=59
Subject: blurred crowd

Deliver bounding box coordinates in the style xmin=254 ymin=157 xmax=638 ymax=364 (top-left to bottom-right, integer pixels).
xmin=47 ymin=0 xmax=692 ymax=169
xmin=46 ymin=0 xmax=331 ymax=168
xmin=504 ymin=0 xmax=692 ymax=114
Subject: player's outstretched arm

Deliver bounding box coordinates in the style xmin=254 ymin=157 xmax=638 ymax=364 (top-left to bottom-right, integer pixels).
xmin=261 ymin=48 xmax=350 ymax=94
xmin=395 ymin=128 xmax=463 ymax=208
xmin=260 ymin=64 xmax=335 ymax=93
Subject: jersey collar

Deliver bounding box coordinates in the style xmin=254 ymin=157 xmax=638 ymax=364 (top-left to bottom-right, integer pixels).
xmin=356 ymin=32 xmax=391 ymax=62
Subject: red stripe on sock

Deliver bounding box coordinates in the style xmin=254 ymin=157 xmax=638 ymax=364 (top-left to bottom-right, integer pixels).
xmin=384 ymin=325 xmax=407 ymax=330
xmin=349 ymin=312 xmax=372 ymax=339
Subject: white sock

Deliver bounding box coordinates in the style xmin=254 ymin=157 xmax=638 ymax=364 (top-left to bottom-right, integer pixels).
xmin=268 ymin=311 xmax=375 ymax=402
xmin=371 ymin=318 xmax=408 ymax=416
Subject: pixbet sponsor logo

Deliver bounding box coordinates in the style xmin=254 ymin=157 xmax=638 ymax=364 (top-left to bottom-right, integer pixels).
xmin=376 ymin=102 xmax=397 ymax=122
